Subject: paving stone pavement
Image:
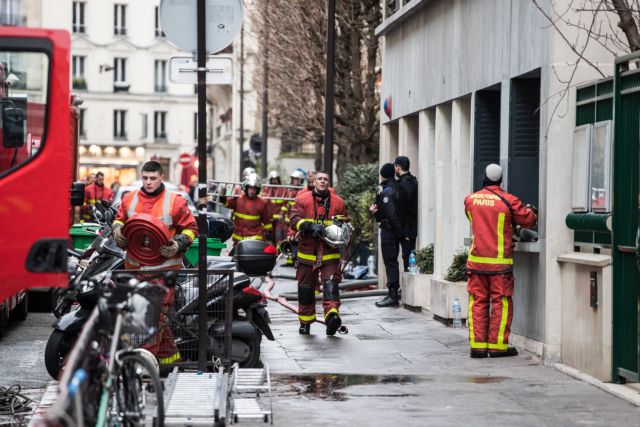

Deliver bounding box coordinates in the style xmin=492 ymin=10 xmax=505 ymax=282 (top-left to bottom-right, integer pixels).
xmin=252 ymin=272 xmax=640 ymax=427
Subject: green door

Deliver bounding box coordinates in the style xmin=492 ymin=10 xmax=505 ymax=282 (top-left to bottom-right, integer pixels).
xmin=612 ymin=53 xmax=640 ymax=383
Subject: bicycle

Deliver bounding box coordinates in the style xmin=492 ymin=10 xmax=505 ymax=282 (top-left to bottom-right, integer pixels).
xmin=93 ymin=273 xmax=167 ymax=427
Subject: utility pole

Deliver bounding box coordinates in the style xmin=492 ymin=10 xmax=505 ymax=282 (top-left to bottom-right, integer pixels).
xmin=261 ymin=0 xmax=269 ymax=178
xmin=239 ymin=24 xmax=245 ymax=180
xmin=323 ymin=0 xmax=336 ymax=178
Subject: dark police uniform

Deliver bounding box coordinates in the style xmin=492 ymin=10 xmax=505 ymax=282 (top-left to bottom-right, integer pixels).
xmin=374 ymin=178 xmax=405 ymax=306
xmin=396 ymin=172 xmax=418 ymax=271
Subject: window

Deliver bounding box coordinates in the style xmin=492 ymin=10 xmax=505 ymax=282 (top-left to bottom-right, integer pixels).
xmin=154 ymin=60 xmax=167 ymax=93
xmin=0 ymin=0 xmax=23 ymax=26
xmin=154 ymin=6 xmax=165 ymax=37
xmin=72 ymin=55 xmax=86 ymax=89
xmin=114 ymin=110 xmax=127 ymax=139
xmin=154 ymin=111 xmax=167 ymax=139
xmin=113 ymin=57 xmax=129 ymax=92
xmin=72 ymin=1 xmax=85 ymax=33
xmin=114 ymin=4 xmax=126 ymax=35
xmin=141 ymin=113 xmax=148 ymax=139
xmin=79 ymin=108 xmax=86 ymax=138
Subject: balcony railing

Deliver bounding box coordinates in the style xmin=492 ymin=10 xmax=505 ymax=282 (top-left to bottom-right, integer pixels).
xmin=114 ymin=27 xmax=127 ymax=36
xmin=72 ymin=77 xmax=87 ymax=90
xmin=154 ymin=85 xmax=167 ymax=93
xmin=72 ymin=24 xmax=86 ymax=33
xmin=113 ymin=81 xmax=130 ymax=93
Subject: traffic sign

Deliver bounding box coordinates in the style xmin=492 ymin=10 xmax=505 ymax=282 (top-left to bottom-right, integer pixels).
xmin=169 ymin=55 xmax=233 ymax=84
xmin=159 ymin=0 xmax=243 ymax=53
xmin=179 ymin=153 xmax=193 ymax=166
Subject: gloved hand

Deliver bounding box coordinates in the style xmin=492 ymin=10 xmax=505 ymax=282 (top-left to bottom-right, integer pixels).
xmin=112 ymin=225 xmax=128 ymax=248
xmin=299 ymin=221 xmax=315 ymax=235
xmin=310 ymin=223 xmax=326 ymax=238
xmin=525 ymin=203 xmax=538 ymax=215
xmin=159 ymin=240 xmax=180 ymax=258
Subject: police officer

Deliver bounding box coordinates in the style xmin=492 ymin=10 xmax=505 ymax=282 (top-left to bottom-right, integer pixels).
xmin=394 ymin=156 xmax=418 ymax=270
xmin=372 ymin=163 xmax=406 ymax=308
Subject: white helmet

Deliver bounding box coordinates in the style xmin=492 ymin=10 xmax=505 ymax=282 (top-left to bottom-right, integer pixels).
xmin=242 ymin=167 xmax=256 ymax=181
xmin=290 ymin=170 xmax=305 ymax=180
xmin=322 ymin=220 xmax=353 ymax=249
xmin=268 ymin=170 xmax=280 ymax=180
xmin=242 ymin=173 xmax=262 ymax=194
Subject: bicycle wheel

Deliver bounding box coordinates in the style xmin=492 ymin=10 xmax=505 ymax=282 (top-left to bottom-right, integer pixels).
xmin=114 ymin=353 xmax=164 ymax=427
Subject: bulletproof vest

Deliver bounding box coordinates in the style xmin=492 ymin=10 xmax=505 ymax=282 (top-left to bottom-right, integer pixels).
xmin=397 ymin=173 xmax=418 ymax=219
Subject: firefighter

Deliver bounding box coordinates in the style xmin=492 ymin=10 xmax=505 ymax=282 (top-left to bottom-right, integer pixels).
xmin=220 ymin=173 xmax=273 ymax=245
xmin=112 ymin=160 xmax=197 ymax=366
xmin=464 ymin=164 xmax=537 ymax=358
xmin=289 ymin=170 xmax=349 ymax=336
xmin=82 ymin=171 xmax=114 ymax=221
xmin=263 ymin=170 xmax=287 ymax=243
xmin=371 ymin=163 xmax=405 ymax=307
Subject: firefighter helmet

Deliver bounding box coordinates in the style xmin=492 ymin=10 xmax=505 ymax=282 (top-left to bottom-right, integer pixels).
xmin=242 ymin=173 xmax=262 ymax=194
xmin=268 ymin=170 xmax=280 ymax=180
xmin=290 ymin=170 xmax=305 ymax=181
xmin=242 ymin=167 xmax=256 ymax=181
xmin=321 ymin=220 xmax=353 ymax=249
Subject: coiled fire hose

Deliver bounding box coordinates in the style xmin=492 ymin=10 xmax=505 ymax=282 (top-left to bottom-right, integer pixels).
xmin=122 ymin=213 xmax=171 ymax=266
xmin=0 ymin=384 xmax=33 ymax=415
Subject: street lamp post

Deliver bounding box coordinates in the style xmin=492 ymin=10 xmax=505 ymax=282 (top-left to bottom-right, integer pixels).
xmin=261 ymin=0 xmax=269 ymax=179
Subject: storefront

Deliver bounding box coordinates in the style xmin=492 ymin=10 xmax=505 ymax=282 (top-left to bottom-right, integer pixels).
xmin=78 ymin=144 xmax=145 ymax=187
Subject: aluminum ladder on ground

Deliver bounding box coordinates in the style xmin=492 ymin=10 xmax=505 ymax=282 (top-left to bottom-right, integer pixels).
xmin=163 ymin=368 xmax=229 ymax=426
xmin=229 ymin=363 xmax=273 ymax=424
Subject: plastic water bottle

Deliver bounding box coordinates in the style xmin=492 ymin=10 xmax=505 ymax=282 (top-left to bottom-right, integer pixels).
xmin=452 ymin=298 xmax=462 ymax=329
xmin=408 ymin=251 xmax=418 ymax=274
xmin=367 ymin=254 xmax=376 ymax=277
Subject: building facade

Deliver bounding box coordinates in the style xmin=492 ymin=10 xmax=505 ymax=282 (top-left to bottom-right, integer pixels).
xmin=377 ymin=0 xmax=625 ymax=381
xmin=32 ymin=0 xmax=202 ymax=187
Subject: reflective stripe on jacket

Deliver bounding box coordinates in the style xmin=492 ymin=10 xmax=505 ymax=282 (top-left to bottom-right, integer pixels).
xmin=225 ymin=194 xmax=272 ymax=241
xmin=114 ymin=187 xmax=197 ymax=269
xmin=464 ymin=185 xmax=536 ymax=273
xmin=289 ymin=190 xmax=348 ymax=266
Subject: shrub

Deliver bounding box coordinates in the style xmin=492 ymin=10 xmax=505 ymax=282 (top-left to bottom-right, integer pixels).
xmin=415 ymin=243 xmax=434 ymax=274
xmin=337 ymin=163 xmax=378 ymax=245
xmin=444 ymin=247 xmax=468 ymax=282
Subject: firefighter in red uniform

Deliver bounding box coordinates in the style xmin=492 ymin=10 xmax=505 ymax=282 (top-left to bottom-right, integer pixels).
xmin=220 ymin=173 xmax=273 ymax=246
xmin=289 ymin=171 xmax=349 ymax=336
xmin=112 ymin=161 xmax=197 ymax=365
xmin=82 ymin=171 xmax=114 ymax=221
xmin=464 ymin=164 xmax=537 ymax=358
xmin=263 ymin=170 xmax=287 ymax=243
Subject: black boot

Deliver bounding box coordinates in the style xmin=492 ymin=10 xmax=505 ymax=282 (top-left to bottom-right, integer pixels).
xmin=375 ymin=288 xmax=399 ymax=307
xmin=489 ymin=347 xmax=518 ymax=358
xmin=325 ymin=313 xmax=342 ymax=336
xmin=299 ymin=324 xmax=310 ymax=335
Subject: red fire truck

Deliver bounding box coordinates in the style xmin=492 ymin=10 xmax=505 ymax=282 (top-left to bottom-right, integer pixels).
xmin=0 ymin=27 xmax=79 ymax=336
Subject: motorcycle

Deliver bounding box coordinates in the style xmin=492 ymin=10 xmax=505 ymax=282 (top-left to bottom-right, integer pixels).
xmin=45 ymin=240 xmax=276 ymax=379
xmin=52 ymin=205 xmax=124 ymax=318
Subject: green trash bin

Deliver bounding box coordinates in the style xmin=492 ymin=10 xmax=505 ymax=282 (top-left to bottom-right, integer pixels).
xmin=184 ymin=238 xmax=227 ymax=266
xmin=69 ymin=223 xmax=101 ymax=251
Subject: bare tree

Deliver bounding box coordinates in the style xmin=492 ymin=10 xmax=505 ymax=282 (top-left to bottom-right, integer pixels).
xmin=531 ymin=1 xmax=640 ymax=134
xmin=251 ymin=0 xmax=381 ymax=179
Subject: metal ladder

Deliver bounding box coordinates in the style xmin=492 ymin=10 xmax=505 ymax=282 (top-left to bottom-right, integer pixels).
xmin=163 ymin=368 xmax=229 ymax=426
xmin=229 ymin=363 xmax=273 ymax=424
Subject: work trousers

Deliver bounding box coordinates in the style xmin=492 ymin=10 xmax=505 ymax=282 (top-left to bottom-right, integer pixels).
xmin=142 ymin=286 xmax=181 ymax=364
xmin=399 ymin=222 xmax=417 ymax=271
xmin=296 ymin=262 xmax=341 ymax=324
xmin=380 ymin=229 xmax=401 ymax=290
xmin=467 ymin=272 xmax=514 ymax=356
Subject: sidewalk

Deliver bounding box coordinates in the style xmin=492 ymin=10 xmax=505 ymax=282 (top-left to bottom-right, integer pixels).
xmin=259 ymin=274 xmax=640 ymax=427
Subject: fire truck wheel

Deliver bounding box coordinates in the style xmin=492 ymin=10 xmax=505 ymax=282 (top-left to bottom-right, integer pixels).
xmin=11 ymin=293 xmax=28 ymax=321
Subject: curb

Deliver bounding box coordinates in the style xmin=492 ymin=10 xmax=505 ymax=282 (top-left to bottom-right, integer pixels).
xmin=553 ymin=363 xmax=640 ymax=407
